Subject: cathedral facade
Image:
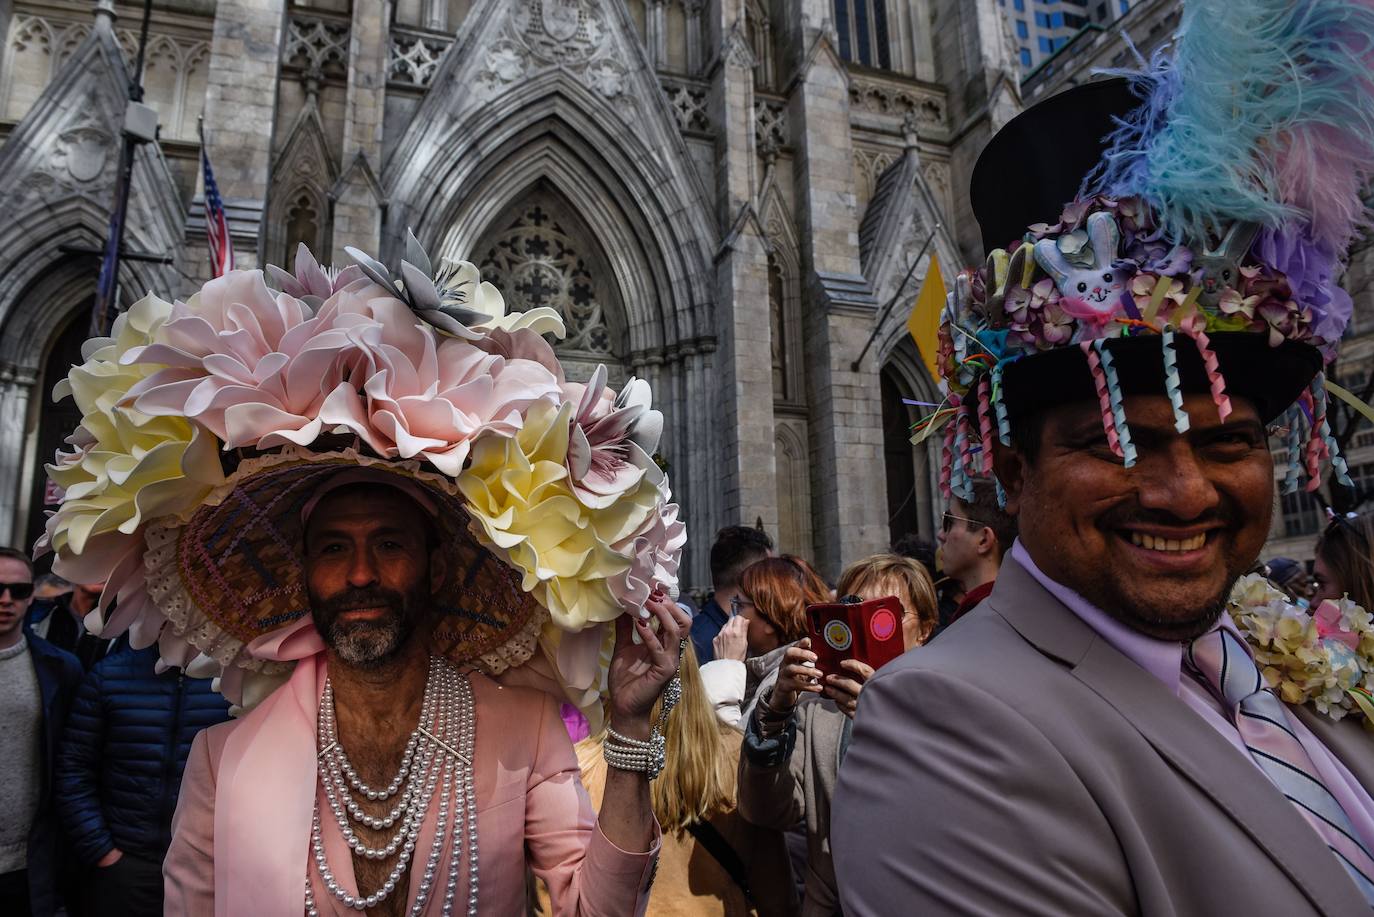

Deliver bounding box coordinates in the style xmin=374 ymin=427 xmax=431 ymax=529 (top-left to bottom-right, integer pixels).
xmin=0 ymin=0 xmax=1024 ymax=592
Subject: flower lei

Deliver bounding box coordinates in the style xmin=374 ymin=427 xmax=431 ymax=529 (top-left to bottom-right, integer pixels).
xmin=1228 ymin=573 xmax=1374 ymax=729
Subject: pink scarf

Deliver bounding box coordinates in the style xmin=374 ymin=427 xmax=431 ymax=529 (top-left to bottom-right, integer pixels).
xmin=214 ymin=617 xmax=327 ymax=917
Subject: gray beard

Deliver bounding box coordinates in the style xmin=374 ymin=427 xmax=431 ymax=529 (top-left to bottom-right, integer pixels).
xmin=324 ymin=618 xmax=405 ymax=668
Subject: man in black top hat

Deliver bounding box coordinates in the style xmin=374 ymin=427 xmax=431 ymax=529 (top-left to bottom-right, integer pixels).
xmin=832 ymin=2 xmax=1374 ymax=904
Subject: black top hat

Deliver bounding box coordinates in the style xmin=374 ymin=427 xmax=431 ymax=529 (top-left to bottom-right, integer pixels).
xmin=970 ymin=78 xmax=1140 ymax=256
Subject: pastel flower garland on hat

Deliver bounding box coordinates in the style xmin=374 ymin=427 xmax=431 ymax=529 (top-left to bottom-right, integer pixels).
xmin=42 ymin=240 xmax=685 ymax=710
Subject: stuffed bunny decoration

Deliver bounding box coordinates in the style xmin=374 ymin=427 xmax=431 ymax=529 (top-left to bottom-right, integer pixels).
xmin=983 ymin=246 xmax=1028 ymax=326
xmin=1034 ymin=211 xmax=1132 ymax=323
xmin=1195 ymin=221 xmax=1260 ymax=307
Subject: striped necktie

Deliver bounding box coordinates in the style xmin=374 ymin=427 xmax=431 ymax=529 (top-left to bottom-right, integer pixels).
xmin=1185 ymin=627 xmax=1374 ymax=905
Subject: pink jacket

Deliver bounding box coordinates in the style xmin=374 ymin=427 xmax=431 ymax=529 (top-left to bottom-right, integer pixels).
xmin=164 ymin=657 xmax=659 ymax=915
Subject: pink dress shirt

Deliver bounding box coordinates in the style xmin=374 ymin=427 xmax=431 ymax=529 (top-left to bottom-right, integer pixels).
xmin=1011 ymin=540 xmax=1374 ymax=851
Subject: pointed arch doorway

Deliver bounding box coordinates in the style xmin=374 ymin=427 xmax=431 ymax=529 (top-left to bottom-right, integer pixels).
xmin=468 ymin=182 xmax=629 ymax=386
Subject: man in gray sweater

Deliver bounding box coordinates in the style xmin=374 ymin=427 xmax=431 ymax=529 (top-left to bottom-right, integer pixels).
xmin=0 ymin=547 xmax=82 ymax=917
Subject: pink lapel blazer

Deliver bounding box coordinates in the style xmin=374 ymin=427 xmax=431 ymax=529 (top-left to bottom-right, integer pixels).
xmin=164 ymin=671 xmax=658 ymax=915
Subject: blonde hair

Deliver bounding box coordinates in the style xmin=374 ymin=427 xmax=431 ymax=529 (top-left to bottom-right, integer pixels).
xmin=650 ymin=643 xmax=736 ymax=835
xmin=837 ymin=553 xmax=939 ymax=644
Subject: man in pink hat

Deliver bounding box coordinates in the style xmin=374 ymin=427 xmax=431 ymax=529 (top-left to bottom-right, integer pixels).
xmin=41 ymin=238 xmax=690 ymax=915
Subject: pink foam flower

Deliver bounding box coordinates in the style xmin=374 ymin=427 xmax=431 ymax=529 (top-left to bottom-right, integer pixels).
xmin=318 ymin=297 xmax=562 ymax=475
xmin=264 ymin=243 xmax=365 ymax=308
xmin=121 ymin=271 xmax=387 ymax=449
xmin=561 ymin=366 xmax=665 ymax=509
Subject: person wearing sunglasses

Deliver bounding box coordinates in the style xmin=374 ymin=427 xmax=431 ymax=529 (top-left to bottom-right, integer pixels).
xmin=935 ymin=479 xmax=1017 ymax=628
xmin=0 ymin=546 xmax=83 ymax=917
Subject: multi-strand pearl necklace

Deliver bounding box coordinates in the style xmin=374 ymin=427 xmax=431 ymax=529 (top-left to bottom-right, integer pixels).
xmin=306 ymin=657 xmax=479 ymax=916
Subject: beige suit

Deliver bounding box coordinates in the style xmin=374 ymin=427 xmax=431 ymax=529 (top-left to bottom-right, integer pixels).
xmin=832 ymin=558 xmax=1374 ymax=916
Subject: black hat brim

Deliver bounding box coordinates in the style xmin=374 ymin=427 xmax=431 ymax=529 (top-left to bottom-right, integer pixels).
xmin=999 ymin=334 xmax=1321 ymax=427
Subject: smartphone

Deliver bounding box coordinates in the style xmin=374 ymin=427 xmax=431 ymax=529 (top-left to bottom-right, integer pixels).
xmin=806 ymin=595 xmax=906 ymax=675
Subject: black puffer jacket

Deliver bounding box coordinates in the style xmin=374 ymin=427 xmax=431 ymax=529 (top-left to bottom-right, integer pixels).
xmin=55 ymin=644 xmax=230 ymax=864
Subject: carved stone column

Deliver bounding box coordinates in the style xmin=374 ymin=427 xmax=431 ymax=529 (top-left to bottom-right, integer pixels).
xmin=646 ymin=0 xmax=667 ymax=70
xmin=0 ymin=367 xmax=36 ymax=548
xmin=331 ymin=0 xmax=391 ymax=262
xmin=708 ymin=5 xmax=779 ymax=542
xmin=203 ymin=0 xmax=288 ymax=265
xmin=684 ymin=0 xmax=704 ymax=75
xmin=789 ymin=13 xmax=889 ymax=578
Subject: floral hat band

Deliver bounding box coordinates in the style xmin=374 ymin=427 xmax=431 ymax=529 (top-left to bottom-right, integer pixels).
xmin=924 ymin=0 xmax=1374 ymax=505
xmin=41 ymin=234 xmax=686 ymax=711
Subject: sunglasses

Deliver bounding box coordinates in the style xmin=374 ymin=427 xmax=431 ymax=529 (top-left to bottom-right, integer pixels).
xmin=941 ymin=511 xmax=984 ymax=533
xmin=729 ymin=595 xmax=754 ymax=616
xmin=0 ymin=581 xmax=34 ymax=600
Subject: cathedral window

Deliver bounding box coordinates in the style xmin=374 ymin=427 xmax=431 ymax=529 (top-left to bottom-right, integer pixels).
xmin=283 ymin=191 xmax=322 ymax=270
xmin=834 ymin=0 xmax=892 ymax=69
xmin=475 ymin=197 xmax=619 ymax=360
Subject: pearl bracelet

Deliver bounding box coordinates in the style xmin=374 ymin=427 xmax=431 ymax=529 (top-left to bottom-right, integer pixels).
xmin=604 ymin=727 xmax=666 ymax=779
xmin=603 ymin=639 xmax=686 ymax=781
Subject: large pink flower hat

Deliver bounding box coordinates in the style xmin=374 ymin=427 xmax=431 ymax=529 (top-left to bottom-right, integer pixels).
xmin=42 ymin=238 xmax=685 ymax=715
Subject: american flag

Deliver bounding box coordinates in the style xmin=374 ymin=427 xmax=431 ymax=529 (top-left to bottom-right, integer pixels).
xmin=202 ymin=141 xmax=234 ymax=276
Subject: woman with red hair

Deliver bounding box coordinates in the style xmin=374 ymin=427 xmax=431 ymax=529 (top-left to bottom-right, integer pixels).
xmin=699 ymin=556 xmax=832 ymax=728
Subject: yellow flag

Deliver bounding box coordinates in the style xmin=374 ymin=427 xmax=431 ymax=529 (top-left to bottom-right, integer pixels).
xmin=907 ymin=253 xmax=947 ymax=382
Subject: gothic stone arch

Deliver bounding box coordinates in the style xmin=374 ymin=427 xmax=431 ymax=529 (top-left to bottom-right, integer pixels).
xmin=385 ymin=77 xmax=720 ymax=589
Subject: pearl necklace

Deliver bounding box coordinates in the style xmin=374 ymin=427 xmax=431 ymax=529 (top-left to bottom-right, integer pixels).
xmin=306 ymin=657 xmax=479 ymax=916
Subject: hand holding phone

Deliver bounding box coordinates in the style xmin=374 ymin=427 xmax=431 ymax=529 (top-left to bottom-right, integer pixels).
xmin=806 ymin=595 xmax=905 ymax=677
xmin=770 ymin=638 xmax=823 ymax=711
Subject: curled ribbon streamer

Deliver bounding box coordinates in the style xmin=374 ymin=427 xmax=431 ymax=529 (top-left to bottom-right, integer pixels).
xmin=994 ymin=477 xmax=1008 ymax=510
xmin=1313 ymin=376 xmax=1354 ymax=489
xmin=1189 ymin=329 xmax=1232 ymax=423
xmin=1326 ymin=380 xmax=1374 ymax=427
xmin=992 ymin=363 xmax=1012 ymax=447
xmin=954 ymin=406 xmax=976 ymax=500
xmin=1082 ymin=341 xmax=1125 ymax=461
xmin=939 ymin=414 xmax=955 ymax=499
xmin=1161 ymin=330 xmax=1190 ymax=434
xmin=910 ymin=407 xmax=955 ymax=446
xmin=1097 ymin=341 xmax=1137 ymax=468
xmin=977 ymin=377 xmax=996 ymax=475
xmin=1281 ymin=406 xmax=1303 ymax=495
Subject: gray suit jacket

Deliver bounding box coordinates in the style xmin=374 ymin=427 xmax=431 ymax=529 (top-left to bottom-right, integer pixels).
xmin=832 ymin=558 xmax=1374 ymax=916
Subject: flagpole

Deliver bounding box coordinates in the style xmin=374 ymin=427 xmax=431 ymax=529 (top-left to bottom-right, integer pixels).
xmin=850 ymin=224 xmax=941 ymax=373
xmin=91 ymin=0 xmax=156 ymax=336
xmin=199 ymin=114 xmax=211 ymax=278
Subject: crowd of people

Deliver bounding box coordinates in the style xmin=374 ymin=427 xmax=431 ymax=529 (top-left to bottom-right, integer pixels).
xmin=1 ymin=548 xmax=230 ymax=916
xmin=11 ymin=495 xmax=1363 ymax=916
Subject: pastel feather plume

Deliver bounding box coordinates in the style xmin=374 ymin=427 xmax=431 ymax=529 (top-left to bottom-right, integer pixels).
xmin=1083 ymin=0 xmax=1374 ymax=256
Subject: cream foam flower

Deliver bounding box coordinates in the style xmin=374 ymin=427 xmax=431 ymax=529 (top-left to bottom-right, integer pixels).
xmin=45 ymin=293 xmax=225 ymax=560
xmin=457 ymin=399 xmax=664 ymax=630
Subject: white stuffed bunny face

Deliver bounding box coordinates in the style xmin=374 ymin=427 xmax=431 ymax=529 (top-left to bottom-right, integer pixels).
xmin=1033 ymin=211 xmax=1130 ymax=322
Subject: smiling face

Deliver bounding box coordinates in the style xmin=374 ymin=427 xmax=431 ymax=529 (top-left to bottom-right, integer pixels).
xmin=996 ymin=393 xmax=1273 ymax=641
xmin=303 ymin=484 xmax=445 ymax=668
